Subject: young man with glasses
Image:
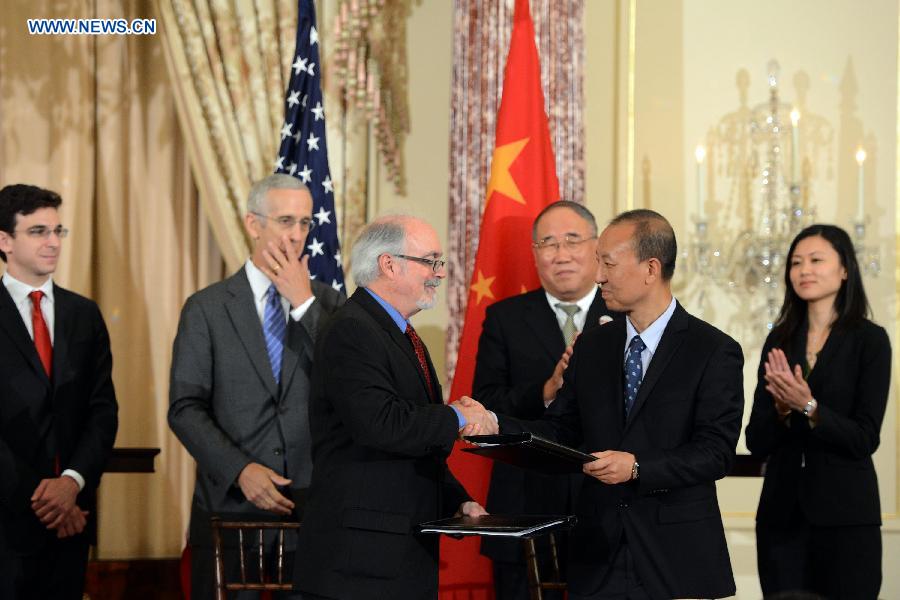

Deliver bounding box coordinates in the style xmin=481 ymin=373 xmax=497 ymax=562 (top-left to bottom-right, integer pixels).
xmin=473 ymin=200 xmax=617 ymax=600
xmin=0 ymin=184 xmax=119 ymax=600
xmin=168 ymin=173 xmax=345 ymax=599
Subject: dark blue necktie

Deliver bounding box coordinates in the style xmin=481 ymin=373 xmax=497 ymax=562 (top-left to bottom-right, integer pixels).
xmin=624 ymin=335 xmax=646 ymax=416
xmin=263 ymin=284 xmax=286 ymax=384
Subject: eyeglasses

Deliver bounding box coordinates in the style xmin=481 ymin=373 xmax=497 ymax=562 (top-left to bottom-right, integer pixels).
xmin=15 ymin=225 xmax=69 ymax=239
xmin=395 ymin=254 xmax=447 ymax=273
xmin=533 ymin=234 xmax=595 ymax=255
xmin=251 ymin=212 xmax=316 ymax=232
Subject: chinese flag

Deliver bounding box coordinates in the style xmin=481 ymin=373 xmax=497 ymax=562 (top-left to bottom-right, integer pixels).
xmin=439 ymin=0 xmax=560 ymax=596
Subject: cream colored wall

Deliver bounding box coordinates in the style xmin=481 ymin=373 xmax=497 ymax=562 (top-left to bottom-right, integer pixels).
xmin=374 ymin=0 xmax=900 ymax=598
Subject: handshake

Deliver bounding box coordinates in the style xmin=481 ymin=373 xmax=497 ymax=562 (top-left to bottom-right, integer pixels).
xmin=450 ymin=396 xmax=499 ymax=437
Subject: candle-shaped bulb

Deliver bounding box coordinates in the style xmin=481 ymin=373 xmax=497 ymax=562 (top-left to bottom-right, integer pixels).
xmin=695 ymin=145 xmax=706 ymax=164
xmin=856 ymin=148 xmax=867 ymax=165
xmin=790 ymin=108 xmax=800 ymax=127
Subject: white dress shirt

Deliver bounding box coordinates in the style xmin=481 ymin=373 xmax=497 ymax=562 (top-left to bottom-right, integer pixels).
xmin=2 ymin=272 xmax=84 ymax=490
xmin=244 ymin=259 xmax=315 ymax=324
xmin=545 ymin=285 xmax=599 ymax=335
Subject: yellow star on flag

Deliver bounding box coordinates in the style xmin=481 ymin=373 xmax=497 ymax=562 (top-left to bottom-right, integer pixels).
xmin=470 ymin=270 xmax=496 ymax=305
xmin=485 ymin=137 xmax=529 ymax=205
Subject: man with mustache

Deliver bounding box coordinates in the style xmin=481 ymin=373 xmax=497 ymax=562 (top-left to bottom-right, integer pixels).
xmin=295 ymin=215 xmax=497 ymax=600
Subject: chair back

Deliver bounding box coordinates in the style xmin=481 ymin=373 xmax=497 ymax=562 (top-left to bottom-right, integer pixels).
xmin=211 ymin=518 xmax=301 ymax=600
xmin=522 ymin=532 xmax=567 ymax=600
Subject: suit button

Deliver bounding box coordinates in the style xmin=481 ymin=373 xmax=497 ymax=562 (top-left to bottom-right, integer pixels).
xmin=619 ymin=500 xmax=629 ymax=509
xmin=273 ymin=448 xmax=283 ymax=456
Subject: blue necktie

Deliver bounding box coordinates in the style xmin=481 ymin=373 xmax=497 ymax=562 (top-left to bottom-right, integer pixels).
xmin=264 ymin=284 xmax=286 ymax=384
xmin=624 ymin=335 xmax=646 ymax=416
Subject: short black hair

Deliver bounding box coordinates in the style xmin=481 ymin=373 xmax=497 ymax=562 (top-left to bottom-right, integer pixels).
xmin=609 ymin=209 xmax=677 ymax=280
xmin=0 ymin=184 xmax=63 ymax=262
xmin=532 ymin=200 xmax=598 ymax=241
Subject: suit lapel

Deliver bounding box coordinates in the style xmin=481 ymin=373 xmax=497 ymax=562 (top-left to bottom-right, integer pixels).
xmin=279 ymin=319 xmax=310 ymax=400
xmin=352 ymin=289 xmax=438 ymax=404
xmin=524 ymin=291 xmax=565 ymax=361
xmin=0 ymin=282 xmax=51 ymax=388
xmin=582 ymin=287 xmax=608 ymax=334
xmin=51 ymin=284 xmax=70 ymax=392
xmin=624 ymin=303 xmax=688 ymax=430
xmin=224 ymin=268 xmax=279 ymax=399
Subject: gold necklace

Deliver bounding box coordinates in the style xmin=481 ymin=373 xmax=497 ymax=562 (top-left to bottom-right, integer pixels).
xmin=806 ymin=327 xmax=830 ymax=367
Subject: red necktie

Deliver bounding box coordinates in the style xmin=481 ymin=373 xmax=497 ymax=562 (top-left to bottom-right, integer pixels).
xmin=405 ymin=324 xmax=435 ymax=401
xmin=29 ymin=290 xmax=53 ymax=377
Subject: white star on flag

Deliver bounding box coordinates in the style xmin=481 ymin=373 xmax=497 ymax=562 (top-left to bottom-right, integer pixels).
xmin=310 ymin=26 xmax=318 ymax=46
xmin=280 ymin=122 xmax=293 ymax=139
xmin=322 ymin=176 xmax=333 ymax=193
xmin=274 ymin=155 xmax=285 ymax=170
xmin=314 ymin=206 xmax=331 ymax=224
xmin=292 ymin=130 xmax=302 ymax=144
xmin=299 ymin=165 xmax=312 ymax=183
xmin=287 ymin=90 xmax=301 ymax=107
xmin=331 ymin=279 xmax=343 ymax=292
xmin=311 ymin=102 xmax=324 ymax=121
xmin=288 ymin=162 xmax=297 ymax=175
xmin=306 ymin=133 xmax=319 ymax=151
xmin=307 ymin=62 xmax=315 ymax=76
xmin=307 ymin=237 xmax=325 ymax=257
xmin=292 ymin=56 xmax=308 ymax=75
xmin=334 ymin=251 xmax=342 ymax=267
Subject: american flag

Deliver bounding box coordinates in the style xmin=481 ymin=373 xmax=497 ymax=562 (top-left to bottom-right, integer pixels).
xmin=274 ymin=0 xmax=344 ymax=291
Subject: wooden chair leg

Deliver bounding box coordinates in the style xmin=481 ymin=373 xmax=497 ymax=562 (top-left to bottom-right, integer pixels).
xmin=212 ymin=520 xmax=226 ymax=600
xmin=522 ymin=537 xmax=543 ymax=600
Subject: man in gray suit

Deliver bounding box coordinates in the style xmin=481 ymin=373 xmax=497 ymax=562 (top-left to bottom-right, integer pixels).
xmin=169 ymin=174 xmax=344 ymax=599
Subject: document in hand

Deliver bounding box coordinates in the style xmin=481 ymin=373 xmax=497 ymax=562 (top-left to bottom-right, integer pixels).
xmin=417 ymin=514 xmax=577 ymax=539
xmin=461 ymin=432 xmax=596 ymax=474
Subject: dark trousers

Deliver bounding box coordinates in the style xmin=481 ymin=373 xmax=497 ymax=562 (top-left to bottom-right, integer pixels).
xmin=568 ymin=544 xmax=649 ymax=600
xmin=0 ymin=535 xmax=90 ymax=600
xmin=757 ymin=519 xmax=881 ymax=600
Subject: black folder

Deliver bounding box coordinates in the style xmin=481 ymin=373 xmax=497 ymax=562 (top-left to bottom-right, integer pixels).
xmin=461 ymin=433 xmax=596 ymax=474
xmin=417 ymin=514 xmax=576 ymax=538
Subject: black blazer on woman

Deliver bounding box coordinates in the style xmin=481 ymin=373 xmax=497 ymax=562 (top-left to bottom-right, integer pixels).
xmin=746 ymin=319 xmax=891 ymax=527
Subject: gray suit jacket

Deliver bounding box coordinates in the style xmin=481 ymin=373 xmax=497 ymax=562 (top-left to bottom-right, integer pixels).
xmin=168 ymin=266 xmax=344 ymax=545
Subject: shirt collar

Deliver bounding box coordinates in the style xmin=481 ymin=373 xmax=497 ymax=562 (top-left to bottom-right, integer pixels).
xmin=2 ymin=272 xmax=54 ymax=306
xmin=244 ymin=259 xmax=274 ymax=303
xmin=625 ymin=296 xmax=677 ymax=355
xmin=364 ymin=288 xmax=408 ymax=332
xmin=545 ymin=285 xmax=598 ymax=314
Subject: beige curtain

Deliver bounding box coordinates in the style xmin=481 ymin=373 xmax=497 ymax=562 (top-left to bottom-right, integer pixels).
xmin=0 ymin=0 xmax=224 ymax=558
xmin=156 ymin=0 xmax=297 ymax=272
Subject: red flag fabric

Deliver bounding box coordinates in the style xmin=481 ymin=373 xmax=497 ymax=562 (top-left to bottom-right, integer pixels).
xmin=439 ymin=0 xmax=560 ymax=596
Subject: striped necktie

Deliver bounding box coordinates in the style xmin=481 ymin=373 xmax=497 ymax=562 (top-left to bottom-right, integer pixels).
xmin=263 ymin=285 xmax=286 ymax=384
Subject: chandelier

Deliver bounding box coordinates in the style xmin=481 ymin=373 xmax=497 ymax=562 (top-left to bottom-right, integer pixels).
xmin=683 ymin=60 xmax=879 ymax=330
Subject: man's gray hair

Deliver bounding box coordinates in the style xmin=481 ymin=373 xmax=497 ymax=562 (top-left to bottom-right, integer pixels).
xmin=246 ymin=173 xmax=309 ymax=215
xmin=350 ymin=217 xmax=409 ymax=287
xmin=532 ymin=200 xmax=598 ymax=241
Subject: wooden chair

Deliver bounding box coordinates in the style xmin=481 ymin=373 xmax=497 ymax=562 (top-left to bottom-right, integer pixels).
xmin=522 ymin=532 xmax=567 ymax=600
xmin=211 ymin=518 xmax=300 ymax=600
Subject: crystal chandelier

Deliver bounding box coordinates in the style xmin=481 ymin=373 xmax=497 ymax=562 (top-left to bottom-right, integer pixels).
xmin=683 ymin=60 xmax=878 ymax=330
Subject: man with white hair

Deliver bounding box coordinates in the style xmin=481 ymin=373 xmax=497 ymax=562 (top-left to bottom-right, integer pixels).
xmin=169 ymin=173 xmax=345 ymax=599
xmin=295 ymin=215 xmax=497 ymax=600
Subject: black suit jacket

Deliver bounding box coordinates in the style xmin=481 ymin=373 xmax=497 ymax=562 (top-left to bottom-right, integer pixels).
xmin=0 ymin=282 xmax=118 ymax=556
xmin=746 ymin=319 xmax=890 ymax=528
xmin=295 ymin=288 xmax=470 ymax=600
xmin=473 ymin=287 xmax=614 ymax=562
xmin=499 ymin=302 xmax=742 ymax=599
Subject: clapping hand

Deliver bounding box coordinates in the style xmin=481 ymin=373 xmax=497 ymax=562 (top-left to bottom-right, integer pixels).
xmin=763 ymin=348 xmax=813 ymax=412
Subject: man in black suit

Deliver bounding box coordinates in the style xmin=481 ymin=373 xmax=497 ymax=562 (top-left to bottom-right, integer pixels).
xmin=0 ymin=184 xmax=118 ymax=600
xmin=295 ymin=215 xmax=498 ymax=600
xmin=501 ymin=209 xmax=743 ymax=599
xmin=474 ymin=201 xmax=615 ymax=599
xmin=169 ymin=174 xmax=345 ymax=599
